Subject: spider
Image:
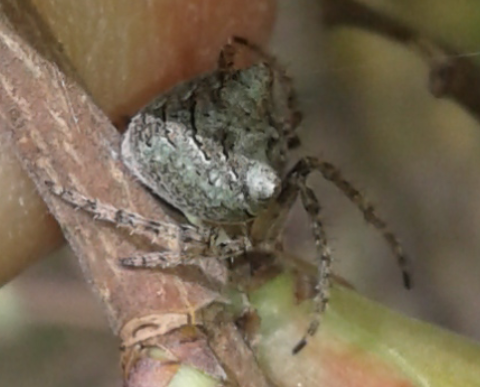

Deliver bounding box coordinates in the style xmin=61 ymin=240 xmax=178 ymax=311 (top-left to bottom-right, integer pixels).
xmin=49 ymin=36 xmax=411 ymax=354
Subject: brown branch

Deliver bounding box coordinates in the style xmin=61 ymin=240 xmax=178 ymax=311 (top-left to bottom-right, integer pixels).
xmin=0 ymin=12 xmax=271 ymax=387
xmin=320 ymin=0 xmax=480 ymax=122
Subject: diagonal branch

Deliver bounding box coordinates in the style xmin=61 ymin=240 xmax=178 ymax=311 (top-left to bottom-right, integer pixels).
xmin=0 ymin=13 xmax=270 ymax=387
xmin=320 ymin=0 xmax=480 ymax=122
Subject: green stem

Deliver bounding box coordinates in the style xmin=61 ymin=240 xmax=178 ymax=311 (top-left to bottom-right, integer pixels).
xmin=250 ymin=274 xmax=480 ymax=387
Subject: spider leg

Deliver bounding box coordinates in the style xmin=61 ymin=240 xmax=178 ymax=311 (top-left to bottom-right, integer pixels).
xmin=292 ymin=157 xmax=412 ymax=289
xmin=287 ymin=156 xmax=412 ymax=353
xmin=46 ymin=180 xmax=205 ymax=246
xmin=233 ymin=36 xmax=302 ymax=135
xmin=120 ymin=251 xmax=189 ymax=269
xmin=218 ymin=40 xmax=237 ymax=72
xmin=47 ymin=180 xmax=252 ymax=269
xmin=119 ymin=233 xmax=250 ymax=270
xmin=285 ymin=173 xmax=332 ymax=354
xmin=222 ymin=36 xmax=303 ymax=137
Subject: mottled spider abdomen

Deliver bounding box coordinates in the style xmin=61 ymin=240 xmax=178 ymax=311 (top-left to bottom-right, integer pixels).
xmin=121 ymin=63 xmax=290 ymax=223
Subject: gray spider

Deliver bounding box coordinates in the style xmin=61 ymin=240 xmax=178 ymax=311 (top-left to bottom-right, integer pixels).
xmin=50 ymin=36 xmax=411 ymax=353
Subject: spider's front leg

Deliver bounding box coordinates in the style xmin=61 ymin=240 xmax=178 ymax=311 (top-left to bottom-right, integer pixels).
xmin=120 ymin=228 xmax=252 ymax=269
xmin=279 ymin=157 xmax=412 ymax=353
xmin=47 ymin=181 xmax=206 ymax=267
xmin=46 ymin=181 xmax=201 ymax=242
xmin=47 ymin=181 xmax=251 ymax=269
xmin=291 ymin=157 xmax=412 ymax=288
xmin=273 ymin=167 xmax=333 ymax=354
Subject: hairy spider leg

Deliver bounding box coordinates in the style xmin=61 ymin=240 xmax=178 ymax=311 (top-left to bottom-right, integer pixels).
xmin=282 ymin=157 xmax=412 ymax=353
xmin=47 ymin=180 xmax=251 ymax=268
xmin=217 ymin=36 xmax=302 ymax=147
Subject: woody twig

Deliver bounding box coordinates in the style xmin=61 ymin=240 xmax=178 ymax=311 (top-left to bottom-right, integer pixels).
xmin=321 ymin=0 xmax=480 ymax=122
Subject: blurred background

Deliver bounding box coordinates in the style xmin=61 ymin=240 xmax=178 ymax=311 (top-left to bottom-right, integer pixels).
xmin=2 ymin=0 xmax=480 ymax=385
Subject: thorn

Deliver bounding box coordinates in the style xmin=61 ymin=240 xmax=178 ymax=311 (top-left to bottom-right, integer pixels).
xmin=403 ymin=271 xmax=412 ymax=289
xmin=292 ymin=338 xmax=307 ymax=355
